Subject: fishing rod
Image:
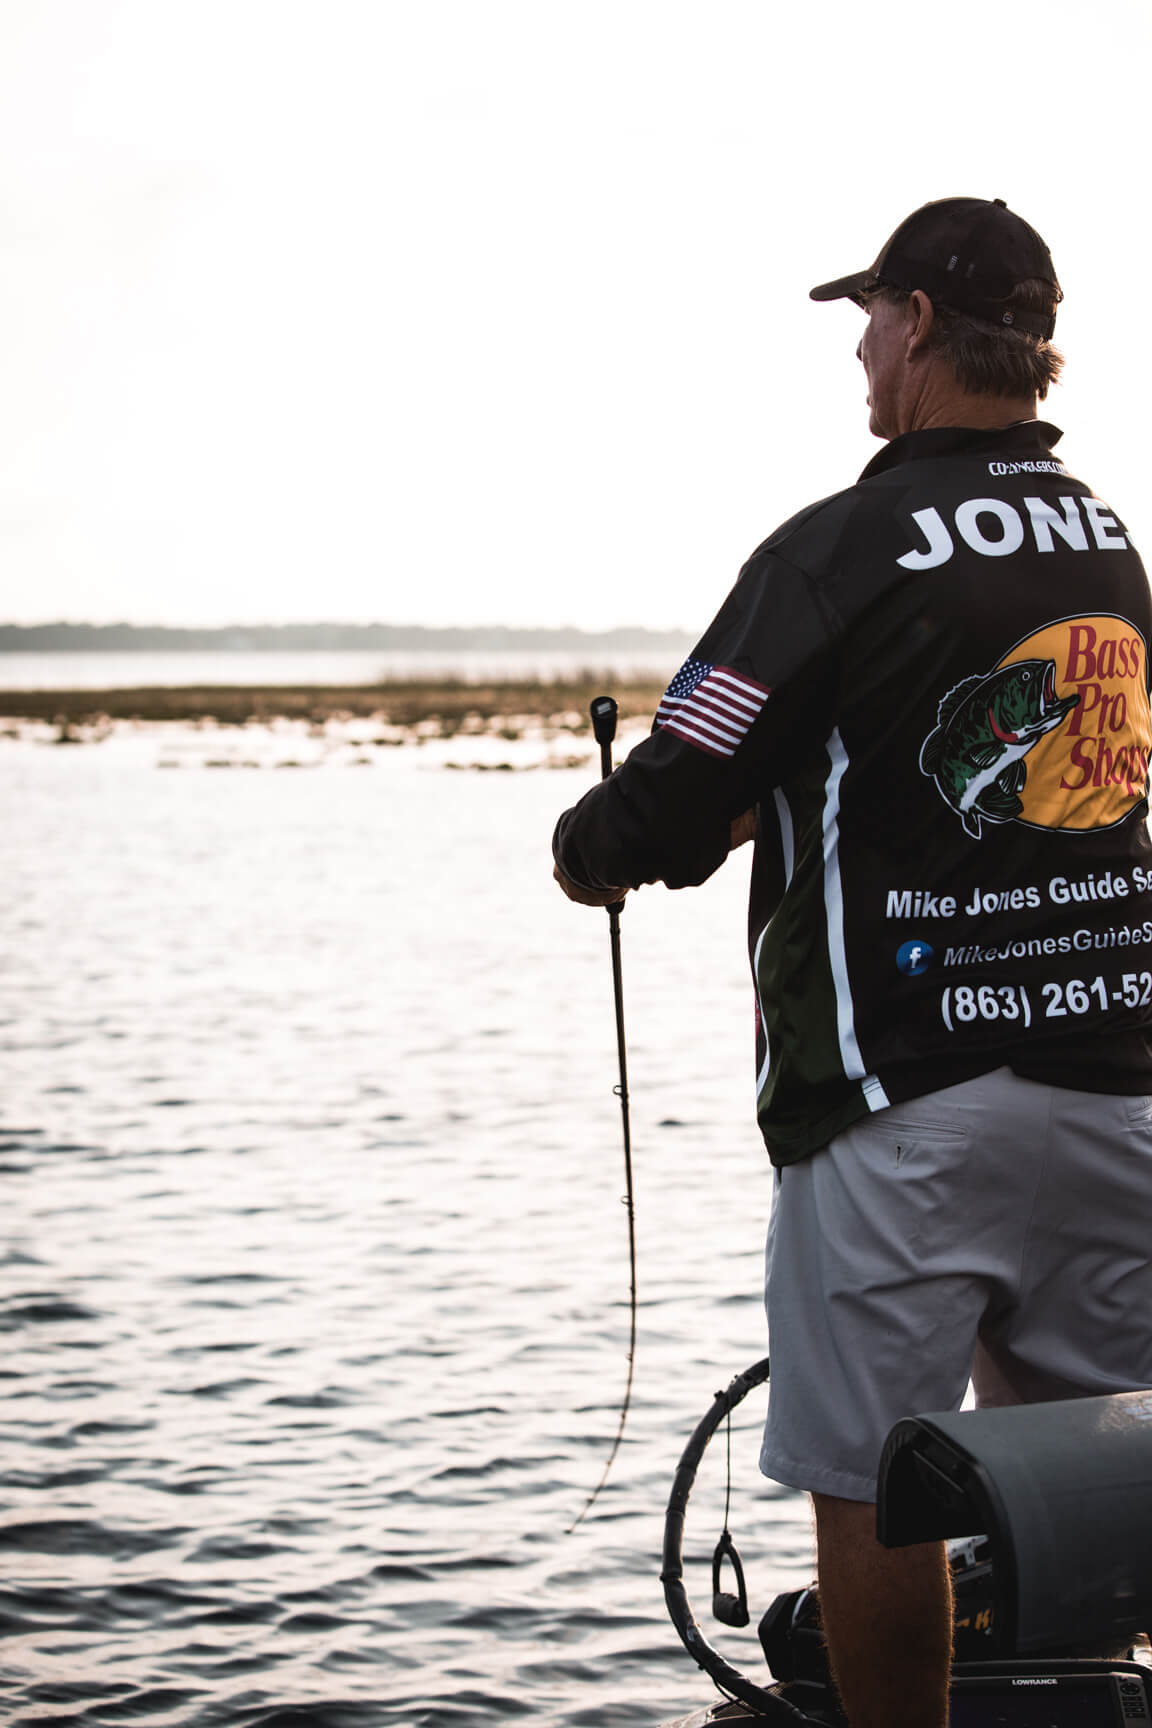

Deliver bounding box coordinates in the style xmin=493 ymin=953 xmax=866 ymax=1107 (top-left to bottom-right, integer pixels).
xmin=568 ymin=695 xmax=637 ymax=1533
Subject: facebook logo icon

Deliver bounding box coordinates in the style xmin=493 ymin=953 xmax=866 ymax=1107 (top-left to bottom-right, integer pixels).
xmin=896 ymin=940 xmax=933 ymax=976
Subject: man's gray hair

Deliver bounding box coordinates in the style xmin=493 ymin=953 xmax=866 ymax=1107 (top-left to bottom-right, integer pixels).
xmin=871 ymin=279 xmax=1064 ymax=400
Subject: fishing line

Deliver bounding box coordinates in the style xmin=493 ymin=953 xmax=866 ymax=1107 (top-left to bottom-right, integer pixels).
xmin=567 ymin=696 xmax=638 ymax=1534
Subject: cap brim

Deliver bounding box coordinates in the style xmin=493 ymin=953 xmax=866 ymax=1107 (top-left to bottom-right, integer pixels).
xmin=809 ymin=270 xmax=873 ymax=305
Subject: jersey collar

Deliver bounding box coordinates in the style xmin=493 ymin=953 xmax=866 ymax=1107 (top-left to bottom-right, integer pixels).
xmin=859 ymin=419 xmax=1064 ymax=482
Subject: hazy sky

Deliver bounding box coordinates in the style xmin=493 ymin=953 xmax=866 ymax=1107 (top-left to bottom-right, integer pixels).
xmin=2 ymin=1 xmax=1150 ymax=631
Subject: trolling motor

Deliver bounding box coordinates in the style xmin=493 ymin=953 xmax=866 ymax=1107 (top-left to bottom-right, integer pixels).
xmin=660 ymin=1363 xmax=1152 ymax=1726
xmin=567 ymin=697 xmax=637 ymax=1535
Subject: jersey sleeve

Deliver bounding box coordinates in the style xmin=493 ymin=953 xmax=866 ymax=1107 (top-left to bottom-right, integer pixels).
xmin=552 ymin=545 xmax=837 ymax=892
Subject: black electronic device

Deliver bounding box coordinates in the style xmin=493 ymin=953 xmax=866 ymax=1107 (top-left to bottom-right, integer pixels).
xmin=948 ymin=1667 xmax=1149 ymax=1726
xmin=878 ymin=1394 xmax=1152 ymax=1658
xmin=660 ymin=1363 xmax=1152 ymax=1727
xmin=755 ymin=1581 xmax=1149 ymax=1727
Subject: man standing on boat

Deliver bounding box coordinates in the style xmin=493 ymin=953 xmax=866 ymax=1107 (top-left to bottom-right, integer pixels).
xmin=552 ymin=197 xmax=1152 ymax=1728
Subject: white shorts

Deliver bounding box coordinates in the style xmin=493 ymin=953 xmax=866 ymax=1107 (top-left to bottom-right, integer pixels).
xmin=759 ymin=1067 xmax=1152 ymax=1502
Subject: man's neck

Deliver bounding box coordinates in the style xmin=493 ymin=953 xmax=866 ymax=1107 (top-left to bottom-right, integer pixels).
xmin=895 ymin=367 xmax=1039 ymax=437
xmin=909 ymin=394 xmax=1038 ymax=433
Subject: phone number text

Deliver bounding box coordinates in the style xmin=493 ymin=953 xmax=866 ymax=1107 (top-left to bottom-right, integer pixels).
xmin=940 ymin=971 xmax=1152 ymax=1031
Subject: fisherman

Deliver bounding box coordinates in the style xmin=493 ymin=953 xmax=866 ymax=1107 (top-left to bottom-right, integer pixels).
xmin=551 ymin=198 xmax=1152 ymax=1728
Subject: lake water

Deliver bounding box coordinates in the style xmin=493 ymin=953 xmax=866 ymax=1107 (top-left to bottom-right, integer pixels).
xmin=0 ymin=648 xmax=690 ymax=691
xmin=0 ymin=721 xmax=812 ymax=1727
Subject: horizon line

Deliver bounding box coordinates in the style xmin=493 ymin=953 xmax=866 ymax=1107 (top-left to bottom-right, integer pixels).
xmin=0 ymin=619 xmax=693 ymax=637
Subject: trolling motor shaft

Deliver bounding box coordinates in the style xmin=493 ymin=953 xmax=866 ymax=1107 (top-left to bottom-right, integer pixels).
xmin=590 ymin=697 xmax=631 ymax=1146
xmin=568 ymin=695 xmax=637 ymax=1533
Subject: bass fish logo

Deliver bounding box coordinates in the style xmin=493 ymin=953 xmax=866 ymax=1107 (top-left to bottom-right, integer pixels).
xmin=920 ymin=617 xmax=1152 ymax=839
xmin=920 ymin=660 xmax=1078 ymax=838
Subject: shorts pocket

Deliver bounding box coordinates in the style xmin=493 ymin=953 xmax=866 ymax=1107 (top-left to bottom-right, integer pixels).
xmin=1124 ymin=1094 xmax=1152 ymax=1130
xmin=867 ymin=1111 xmax=969 ymax=1144
xmin=858 ymin=1109 xmax=969 ymax=1173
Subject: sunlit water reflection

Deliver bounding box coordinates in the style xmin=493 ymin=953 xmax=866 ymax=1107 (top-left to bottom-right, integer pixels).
xmin=1 ymin=726 xmax=813 ymax=1726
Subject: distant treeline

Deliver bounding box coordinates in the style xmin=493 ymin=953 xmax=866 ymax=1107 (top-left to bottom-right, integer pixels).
xmin=0 ymin=622 xmax=692 ymax=653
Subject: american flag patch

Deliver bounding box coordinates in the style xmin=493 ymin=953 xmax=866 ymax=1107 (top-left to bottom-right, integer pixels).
xmin=655 ymin=658 xmax=772 ymax=758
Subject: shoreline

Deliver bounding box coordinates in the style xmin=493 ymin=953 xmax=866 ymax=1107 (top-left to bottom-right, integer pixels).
xmin=0 ymin=676 xmax=666 ymax=731
xmin=0 ymin=678 xmax=666 ymax=767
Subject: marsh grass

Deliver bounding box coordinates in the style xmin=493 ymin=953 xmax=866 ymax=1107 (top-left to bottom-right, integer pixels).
xmin=0 ymin=676 xmax=667 ymax=735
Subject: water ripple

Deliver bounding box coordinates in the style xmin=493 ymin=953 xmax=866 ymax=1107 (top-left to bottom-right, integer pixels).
xmin=0 ymin=735 xmax=812 ymax=1725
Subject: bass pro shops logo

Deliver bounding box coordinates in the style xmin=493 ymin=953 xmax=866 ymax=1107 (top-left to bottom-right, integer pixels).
xmin=919 ymin=616 xmax=1152 ymax=839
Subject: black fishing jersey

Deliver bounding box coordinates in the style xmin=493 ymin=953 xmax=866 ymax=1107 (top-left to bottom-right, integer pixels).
xmin=552 ymin=420 xmax=1152 ymax=1164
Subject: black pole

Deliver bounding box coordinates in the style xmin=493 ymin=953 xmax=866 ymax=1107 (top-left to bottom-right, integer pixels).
xmin=568 ymin=697 xmax=638 ymax=1532
xmin=590 ymin=694 xmax=617 ymax=780
xmin=590 ymin=699 xmax=633 ymax=1197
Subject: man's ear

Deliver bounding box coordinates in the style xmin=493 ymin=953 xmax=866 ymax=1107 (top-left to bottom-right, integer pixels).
xmin=905 ymin=289 xmax=936 ymax=357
